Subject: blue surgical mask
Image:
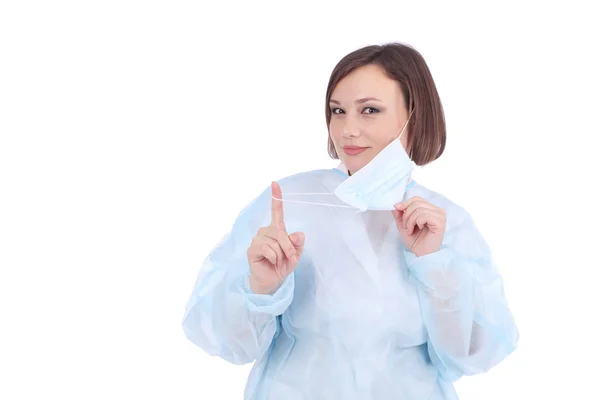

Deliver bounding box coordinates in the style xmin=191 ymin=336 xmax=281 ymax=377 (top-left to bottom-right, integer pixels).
xmin=274 ymin=109 xmax=415 ymax=212
xmin=334 ymin=109 xmax=414 ymax=211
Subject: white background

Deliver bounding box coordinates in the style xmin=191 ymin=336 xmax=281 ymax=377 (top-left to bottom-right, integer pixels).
xmin=1 ymin=1 xmax=599 ymax=399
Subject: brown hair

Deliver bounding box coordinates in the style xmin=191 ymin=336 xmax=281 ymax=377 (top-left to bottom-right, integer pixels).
xmin=325 ymin=42 xmax=446 ymax=166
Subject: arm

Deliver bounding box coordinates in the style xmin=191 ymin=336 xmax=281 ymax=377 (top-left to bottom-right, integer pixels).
xmin=403 ymin=210 xmax=519 ymax=381
xmin=181 ymin=187 xmax=295 ymax=365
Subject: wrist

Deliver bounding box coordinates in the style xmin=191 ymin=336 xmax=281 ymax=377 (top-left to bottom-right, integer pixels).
xmin=249 ymin=274 xmax=281 ymax=295
xmin=410 ymin=246 xmax=443 ymax=258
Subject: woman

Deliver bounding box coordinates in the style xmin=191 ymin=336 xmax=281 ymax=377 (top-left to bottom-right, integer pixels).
xmin=182 ymin=42 xmax=519 ymax=399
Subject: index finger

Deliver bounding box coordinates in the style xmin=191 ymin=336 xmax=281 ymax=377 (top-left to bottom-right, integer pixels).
xmin=271 ymin=181 xmax=285 ymax=230
xmin=395 ymin=196 xmax=422 ymax=210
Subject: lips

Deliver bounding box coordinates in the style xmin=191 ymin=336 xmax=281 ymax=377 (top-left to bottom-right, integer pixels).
xmin=343 ymin=146 xmax=368 ymax=156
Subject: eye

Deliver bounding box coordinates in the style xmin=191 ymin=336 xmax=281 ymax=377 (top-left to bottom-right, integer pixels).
xmin=363 ymin=107 xmax=380 ymax=114
xmin=331 ymin=108 xmax=344 ymax=114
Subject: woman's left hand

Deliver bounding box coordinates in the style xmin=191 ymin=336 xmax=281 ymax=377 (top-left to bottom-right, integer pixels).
xmin=393 ymin=197 xmax=446 ymax=257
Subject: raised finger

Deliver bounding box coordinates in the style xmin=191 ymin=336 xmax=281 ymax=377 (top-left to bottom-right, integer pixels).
xmin=271 ymin=181 xmax=286 ymax=230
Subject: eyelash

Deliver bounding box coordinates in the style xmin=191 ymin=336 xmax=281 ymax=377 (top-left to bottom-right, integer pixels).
xmin=331 ymin=107 xmax=380 ymax=115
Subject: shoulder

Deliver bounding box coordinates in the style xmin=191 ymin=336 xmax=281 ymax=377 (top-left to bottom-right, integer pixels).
xmin=408 ymin=179 xmax=491 ymax=256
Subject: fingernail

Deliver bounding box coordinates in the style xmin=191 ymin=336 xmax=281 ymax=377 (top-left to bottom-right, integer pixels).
xmin=292 ymin=255 xmax=300 ymax=263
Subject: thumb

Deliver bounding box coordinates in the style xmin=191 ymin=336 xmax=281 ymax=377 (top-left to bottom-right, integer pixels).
xmin=289 ymin=232 xmax=305 ymax=251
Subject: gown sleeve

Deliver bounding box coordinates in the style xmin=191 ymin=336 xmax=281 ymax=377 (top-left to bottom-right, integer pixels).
xmin=403 ymin=206 xmax=519 ymax=381
xmin=181 ymin=185 xmax=295 ymax=365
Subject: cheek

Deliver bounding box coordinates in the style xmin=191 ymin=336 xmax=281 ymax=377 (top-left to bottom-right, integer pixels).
xmin=328 ymin=122 xmax=342 ymax=141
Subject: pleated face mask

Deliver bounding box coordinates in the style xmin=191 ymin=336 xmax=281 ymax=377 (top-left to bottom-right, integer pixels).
xmin=274 ymin=109 xmax=415 ymax=213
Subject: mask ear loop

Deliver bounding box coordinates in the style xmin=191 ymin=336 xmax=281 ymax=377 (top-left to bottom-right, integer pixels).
xmin=398 ymin=107 xmax=415 ymax=141
xmin=271 ymin=193 xmax=356 ymax=209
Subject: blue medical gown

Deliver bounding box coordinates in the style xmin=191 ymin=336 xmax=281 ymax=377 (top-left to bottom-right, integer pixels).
xmin=182 ymin=167 xmax=519 ymax=399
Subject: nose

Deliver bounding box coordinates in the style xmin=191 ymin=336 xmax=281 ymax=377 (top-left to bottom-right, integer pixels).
xmin=341 ymin=117 xmax=361 ymax=139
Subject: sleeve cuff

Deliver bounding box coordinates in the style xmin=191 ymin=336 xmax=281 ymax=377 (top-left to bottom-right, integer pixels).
xmin=403 ymin=246 xmax=471 ymax=299
xmin=240 ymin=273 xmax=295 ymax=316
xmin=403 ymin=246 xmax=451 ymax=278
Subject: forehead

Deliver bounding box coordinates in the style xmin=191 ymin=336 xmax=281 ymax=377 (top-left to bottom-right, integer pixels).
xmin=331 ymin=64 xmax=401 ymax=101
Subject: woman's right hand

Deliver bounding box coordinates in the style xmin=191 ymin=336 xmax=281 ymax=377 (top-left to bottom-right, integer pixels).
xmin=246 ymin=181 xmax=305 ymax=295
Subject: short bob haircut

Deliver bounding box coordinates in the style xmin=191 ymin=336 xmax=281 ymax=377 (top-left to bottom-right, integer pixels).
xmin=325 ymin=42 xmax=446 ymax=166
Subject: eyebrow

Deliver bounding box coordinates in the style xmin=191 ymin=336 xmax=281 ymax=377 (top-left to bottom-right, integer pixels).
xmin=329 ymin=97 xmax=384 ymax=105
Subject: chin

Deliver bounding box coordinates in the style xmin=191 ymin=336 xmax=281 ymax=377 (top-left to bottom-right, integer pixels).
xmin=342 ymin=158 xmax=368 ymax=175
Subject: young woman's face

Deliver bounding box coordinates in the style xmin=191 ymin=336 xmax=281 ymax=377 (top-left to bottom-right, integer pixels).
xmin=329 ymin=64 xmax=410 ymax=175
